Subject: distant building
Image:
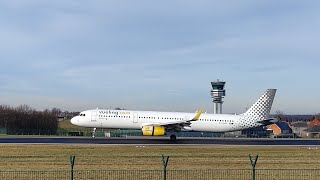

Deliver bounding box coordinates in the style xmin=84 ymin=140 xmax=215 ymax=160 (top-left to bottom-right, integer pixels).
xmin=304 ymin=126 xmax=320 ymax=138
xmin=58 ymin=112 xmax=78 ymax=121
xmin=58 ymin=113 xmax=66 ymax=121
xmin=210 ymin=80 xmax=226 ymax=114
xmin=290 ymin=121 xmax=308 ymax=137
xmin=307 ymin=119 xmax=320 ymax=127
xmin=268 ymin=122 xmax=293 ymax=136
xmin=301 ymin=118 xmax=320 ymax=138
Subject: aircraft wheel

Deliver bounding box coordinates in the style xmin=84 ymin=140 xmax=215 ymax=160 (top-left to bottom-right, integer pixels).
xmin=170 ymin=135 xmax=177 ymax=142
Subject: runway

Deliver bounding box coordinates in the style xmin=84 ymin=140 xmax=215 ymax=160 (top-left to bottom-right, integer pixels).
xmin=1 ymin=137 xmax=320 ymax=146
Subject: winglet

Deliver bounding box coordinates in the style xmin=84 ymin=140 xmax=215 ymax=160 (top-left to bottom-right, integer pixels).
xmin=192 ymin=110 xmax=203 ymax=121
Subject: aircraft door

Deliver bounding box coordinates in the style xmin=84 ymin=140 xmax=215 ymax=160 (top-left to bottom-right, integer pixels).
xmin=91 ymin=111 xmax=98 ymax=122
xmin=133 ymin=113 xmax=138 ymax=123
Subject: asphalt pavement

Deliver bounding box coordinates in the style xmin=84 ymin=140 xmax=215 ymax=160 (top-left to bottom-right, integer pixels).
xmin=1 ymin=137 xmax=320 ymax=146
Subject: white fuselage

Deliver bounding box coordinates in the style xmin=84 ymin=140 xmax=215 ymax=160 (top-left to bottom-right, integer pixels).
xmin=70 ymin=89 xmax=277 ymax=134
xmin=71 ymin=109 xmax=247 ymax=132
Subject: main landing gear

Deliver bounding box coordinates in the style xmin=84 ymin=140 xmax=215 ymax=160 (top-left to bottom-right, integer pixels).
xmin=170 ymin=134 xmax=177 ymax=142
xmin=92 ymin=128 xmax=96 ymax=138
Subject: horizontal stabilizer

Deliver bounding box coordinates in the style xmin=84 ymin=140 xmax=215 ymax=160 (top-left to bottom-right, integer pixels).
xmin=257 ymin=118 xmax=278 ymax=125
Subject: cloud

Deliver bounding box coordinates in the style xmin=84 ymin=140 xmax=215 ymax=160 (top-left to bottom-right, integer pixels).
xmin=248 ymin=65 xmax=289 ymax=73
xmin=0 ymin=1 xmax=319 ymax=113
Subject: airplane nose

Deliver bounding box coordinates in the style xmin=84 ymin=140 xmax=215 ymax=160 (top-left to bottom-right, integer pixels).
xmin=70 ymin=117 xmax=78 ymax=125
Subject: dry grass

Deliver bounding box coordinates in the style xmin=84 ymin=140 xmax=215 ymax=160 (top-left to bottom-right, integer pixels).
xmin=0 ymin=145 xmax=319 ymax=171
xmin=58 ymin=119 xmax=90 ymax=131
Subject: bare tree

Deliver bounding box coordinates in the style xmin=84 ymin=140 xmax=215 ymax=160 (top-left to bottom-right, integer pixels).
xmin=275 ymin=110 xmax=285 ymax=121
xmin=51 ymin=108 xmax=62 ymax=117
xmin=0 ymin=104 xmax=58 ymax=135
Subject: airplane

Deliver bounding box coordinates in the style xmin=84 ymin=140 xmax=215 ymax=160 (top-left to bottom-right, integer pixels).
xmin=71 ymin=89 xmax=277 ymax=141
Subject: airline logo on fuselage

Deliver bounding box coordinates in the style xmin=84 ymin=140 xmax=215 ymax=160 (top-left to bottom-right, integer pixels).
xmin=99 ymin=110 xmax=130 ymax=116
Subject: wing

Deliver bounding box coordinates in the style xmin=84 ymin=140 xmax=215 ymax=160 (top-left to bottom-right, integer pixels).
xmin=143 ymin=110 xmax=203 ymax=131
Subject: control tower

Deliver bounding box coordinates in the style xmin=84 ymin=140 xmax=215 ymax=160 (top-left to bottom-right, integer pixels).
xmin=211 ymin=80 xmax=226 ymax=114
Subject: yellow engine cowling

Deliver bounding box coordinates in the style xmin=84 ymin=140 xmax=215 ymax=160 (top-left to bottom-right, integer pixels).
xmin=142 ymin=126 xmax=166 ymax=136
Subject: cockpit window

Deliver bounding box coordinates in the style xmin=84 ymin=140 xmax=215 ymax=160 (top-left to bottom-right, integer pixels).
xmin=79 ymin=114 xmax=86 ymax=116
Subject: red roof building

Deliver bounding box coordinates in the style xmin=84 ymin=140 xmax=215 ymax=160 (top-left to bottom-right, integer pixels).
xmin=308 ymin=119 xmax=320 ymax=127
xmin=267 ymin=122 xmax=292 ymax=136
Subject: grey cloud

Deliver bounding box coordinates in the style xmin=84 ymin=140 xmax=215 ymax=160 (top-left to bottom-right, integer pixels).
xmin=0 ymin=1 xmax=319 ymax=113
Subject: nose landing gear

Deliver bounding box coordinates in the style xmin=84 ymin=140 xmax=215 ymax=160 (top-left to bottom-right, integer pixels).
xmin=92 ymin=128 xmax=96 ymax=138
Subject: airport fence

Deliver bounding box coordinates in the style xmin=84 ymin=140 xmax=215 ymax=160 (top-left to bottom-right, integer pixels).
xmin=1 ymin=169 xmax=320 ymax=180
xmin=0 ymin=169 xmax=249 ymax=180
xmin=2 ymin=155 xmax=320 ymax=179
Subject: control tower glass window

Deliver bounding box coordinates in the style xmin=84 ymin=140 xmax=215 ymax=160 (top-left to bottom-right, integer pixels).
xmin=213 ymin=86 xmax=224 ymax=90
xmin=211 ymin=82 xmax=225 ymax=90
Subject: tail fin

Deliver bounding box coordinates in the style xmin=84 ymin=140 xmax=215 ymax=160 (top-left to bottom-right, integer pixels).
xmin=240 ymin=89 xmax=277 ymax=128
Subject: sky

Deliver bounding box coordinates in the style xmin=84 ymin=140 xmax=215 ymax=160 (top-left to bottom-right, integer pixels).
xmin=0 ymin=0 xmax=319 ymax=114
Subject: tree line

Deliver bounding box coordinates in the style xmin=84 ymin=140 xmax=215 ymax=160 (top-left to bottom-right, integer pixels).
xmin=0 ymin=104 xmax=58 ymax=135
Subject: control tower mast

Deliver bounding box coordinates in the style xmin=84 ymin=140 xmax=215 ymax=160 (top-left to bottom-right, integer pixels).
xmin=211 ymin=80 xmax=226 ymax=114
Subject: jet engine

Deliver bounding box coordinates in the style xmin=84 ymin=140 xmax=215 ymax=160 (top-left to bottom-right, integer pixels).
xmin=142 ymin=126 xmax=165 ymax=136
